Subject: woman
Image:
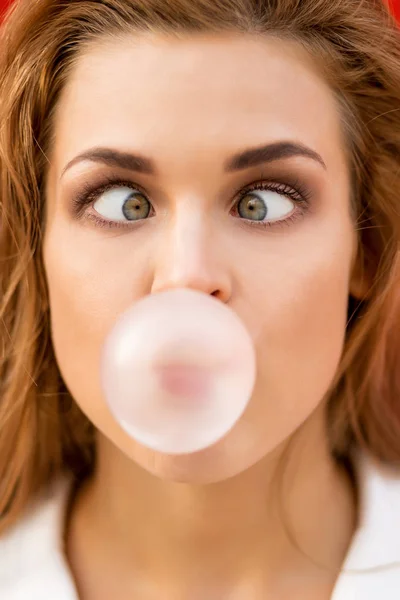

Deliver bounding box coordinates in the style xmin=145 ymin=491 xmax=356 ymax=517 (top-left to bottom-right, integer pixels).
xmin=0 ymin=0 xmax=400 ymax=598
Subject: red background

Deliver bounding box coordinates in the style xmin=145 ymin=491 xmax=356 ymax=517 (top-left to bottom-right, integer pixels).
xmin=1 ymin=0 xmax=400 ymax=19
xmin=391 ymin=0 xmax=400 ymax=20
xmin=0 ymin=0 xmax=12 ymax=16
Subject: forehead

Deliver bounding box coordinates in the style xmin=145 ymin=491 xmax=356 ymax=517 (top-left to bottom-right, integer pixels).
xmin=52 ymin=33 xmax=344 ymax=174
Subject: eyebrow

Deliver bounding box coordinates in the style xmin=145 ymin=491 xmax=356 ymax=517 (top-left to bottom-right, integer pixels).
xmin=225 ymin=141 xmax=326 ymax=172
xmin=61 ymin=141 xmax=326 ymax=179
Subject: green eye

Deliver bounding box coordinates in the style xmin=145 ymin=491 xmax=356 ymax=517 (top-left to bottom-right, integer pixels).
xmin=93 ymin=187 xmax=152 ymax=222
xmin=237 ymin=194 xmax=268 ymax=221
xmin=122 ymin=193 xmax=151 ymax=221
xmin=236 ymin=188 xmax=295 ymax=223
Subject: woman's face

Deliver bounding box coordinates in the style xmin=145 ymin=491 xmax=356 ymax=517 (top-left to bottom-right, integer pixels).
xmin=44 ymin=33 xmax=360 ymax=482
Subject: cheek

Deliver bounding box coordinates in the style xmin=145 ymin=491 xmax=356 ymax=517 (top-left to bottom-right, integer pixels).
xmin=241 ymin=227 xmax=354 ymax=453
xmin=43 ymin=224 xmax=146 ymax=430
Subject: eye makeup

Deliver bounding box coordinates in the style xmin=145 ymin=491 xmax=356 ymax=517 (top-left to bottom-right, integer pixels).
xmin=67 ymin=172 xmax=314 ymax=232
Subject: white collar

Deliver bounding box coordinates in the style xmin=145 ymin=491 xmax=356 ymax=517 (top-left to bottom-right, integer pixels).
xmin=341 ymin=449 xmax=400 ymax=571
xmin=0 ymin=476 xmax=78 ymax=599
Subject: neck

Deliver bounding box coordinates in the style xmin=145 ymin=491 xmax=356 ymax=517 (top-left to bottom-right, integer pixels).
xmin=65 ymin=412 xmax=357 ymax=599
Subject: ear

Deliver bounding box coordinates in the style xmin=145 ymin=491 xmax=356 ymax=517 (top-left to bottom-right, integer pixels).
xmin=349 ymin=244 xmax=371 ymax=300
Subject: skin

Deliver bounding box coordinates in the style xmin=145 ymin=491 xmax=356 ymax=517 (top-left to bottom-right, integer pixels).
xmin=43 ymin=33 xmax=366 ymax=599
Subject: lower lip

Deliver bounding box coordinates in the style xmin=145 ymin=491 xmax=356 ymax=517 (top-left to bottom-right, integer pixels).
xmin=155 ymin=365 xmax=211 ymax=400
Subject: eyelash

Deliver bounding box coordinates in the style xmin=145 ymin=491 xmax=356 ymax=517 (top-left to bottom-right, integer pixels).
xmin=71 ymin=175 xmax=312 ymax=231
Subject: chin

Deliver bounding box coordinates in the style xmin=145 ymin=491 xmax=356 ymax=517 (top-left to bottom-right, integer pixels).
xmin=128 ymin=439 xmax=255 ymax=485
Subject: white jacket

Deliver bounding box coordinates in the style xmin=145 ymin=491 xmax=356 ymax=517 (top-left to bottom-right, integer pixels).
xmin=0 ymin=452 xmax=400 ymax=599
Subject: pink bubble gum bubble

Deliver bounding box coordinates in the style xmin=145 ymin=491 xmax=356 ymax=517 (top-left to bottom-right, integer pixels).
xmin=100 ymin=288 xmax=256 ymax=455
xmin=155 ymin=364 xmax=212 ymax=400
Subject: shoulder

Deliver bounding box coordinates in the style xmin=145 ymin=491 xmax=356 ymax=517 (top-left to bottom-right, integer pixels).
xmin=0 ymin=477 xmax=78 ymax=600
xmin=347 ymin=450 xmax=400 ymax=568
xmin=332 ymin=450 xmax=400 ymax=599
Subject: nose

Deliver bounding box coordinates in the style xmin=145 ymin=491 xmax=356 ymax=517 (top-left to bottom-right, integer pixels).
xmin=151 ymin=208 xmax=232 ymax=303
